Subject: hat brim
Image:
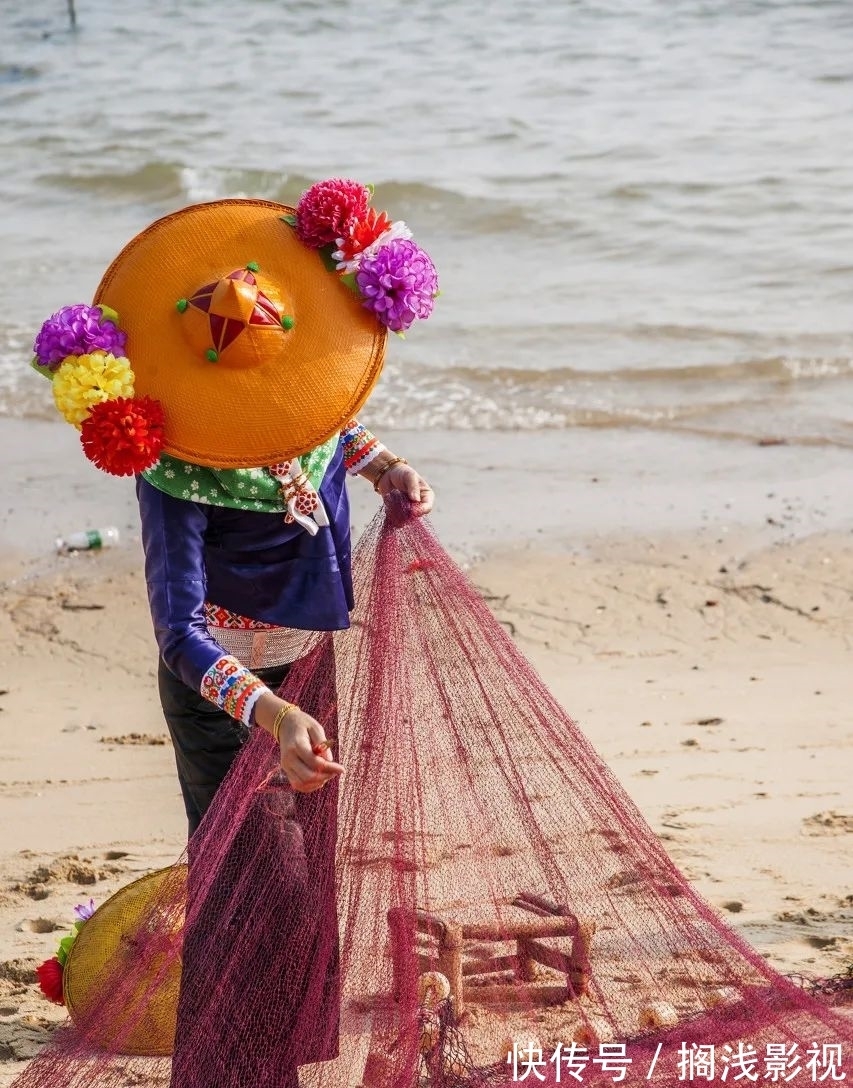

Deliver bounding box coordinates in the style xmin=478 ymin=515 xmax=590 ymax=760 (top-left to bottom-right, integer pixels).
xmin=63 ymin=865 xmax=185 ymax=1056
xmin=94 ymin=199 xmax=386 ymax=468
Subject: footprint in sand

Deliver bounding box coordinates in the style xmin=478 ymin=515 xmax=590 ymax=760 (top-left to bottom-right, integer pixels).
xmin=16 ymin=918 xmax=62 ymax=934
xmin=0 ymin=1019 xmax=56 ymax=1061
xmin=20 ymin=885 xmax=50 ymax=901
xmin=100 ymin=733 xmax=168 ymax=746
xmin=806 ymin=935 xmax=839 ymax=950
xmin=776 ymin=908 xmax=822 ymax=924
xmin=14 ymin=853 xmax=117 ymax=899
xmin=801 ymin=811 xmax=853 ymax=836
xmin=0 ymin=960 xmax=37 ymax=985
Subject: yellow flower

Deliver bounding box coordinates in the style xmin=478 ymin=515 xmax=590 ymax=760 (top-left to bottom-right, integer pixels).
xmin=52 ymin=352 xmax=135 ymax=426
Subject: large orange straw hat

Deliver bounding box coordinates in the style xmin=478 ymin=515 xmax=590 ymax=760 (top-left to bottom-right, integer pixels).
xmin=30 ymin=178 xmax=438 ymax=474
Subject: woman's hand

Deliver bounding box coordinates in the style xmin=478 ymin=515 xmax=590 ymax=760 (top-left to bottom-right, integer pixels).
xmin=277 ymin=705 xmax=343 ymax=793
xmin=375 ymin=461 xmax=434 ymax=517
xmin=254 ymin=693 xmax=343 ymax=793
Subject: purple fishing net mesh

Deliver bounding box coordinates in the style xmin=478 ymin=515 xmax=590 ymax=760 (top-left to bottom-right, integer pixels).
xmin=12 ymin=501 xmax=852 ymax=1088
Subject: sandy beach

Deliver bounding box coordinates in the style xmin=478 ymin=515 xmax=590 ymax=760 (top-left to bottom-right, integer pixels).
xmin=0 ymin=418 xmax=850 ymax=1081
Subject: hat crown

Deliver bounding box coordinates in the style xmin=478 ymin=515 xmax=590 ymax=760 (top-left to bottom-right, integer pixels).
xmin=210 ymin=275 xmax=258 ymax=323
xmin=181 ymin=265 xmax=292 ymax=369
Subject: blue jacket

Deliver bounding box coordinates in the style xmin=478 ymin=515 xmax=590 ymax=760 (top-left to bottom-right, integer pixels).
xmin=136 ymin=442 xmax=353 ymax=694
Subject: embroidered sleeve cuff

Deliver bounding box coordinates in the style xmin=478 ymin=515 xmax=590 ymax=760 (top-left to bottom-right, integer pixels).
xmin=200 ymin=654 xmax=267 ymax=727
xmin=341 ymin=419 xmax=385 ymax=476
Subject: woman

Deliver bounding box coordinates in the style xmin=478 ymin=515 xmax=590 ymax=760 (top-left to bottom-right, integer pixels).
xmin=32 ymin=178 xmax=438 ymax=1086
xmin=140 ymin=419 xmax=433 ymax=836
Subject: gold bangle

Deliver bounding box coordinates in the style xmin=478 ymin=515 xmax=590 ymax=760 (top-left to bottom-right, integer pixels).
xmin=271 ymin=701 xmax=298 ymax=744
xmin=372 ymin=456 xmax=407 ymax=493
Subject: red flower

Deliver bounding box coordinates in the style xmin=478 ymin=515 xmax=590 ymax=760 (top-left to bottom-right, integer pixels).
xmin=334 ymin=208 xmax=393 ymax=265
xmin=80 ymin=395 xmax=165 ymax=476
xmin=295 ymin=178 xmax=371 ymax=248
xmin=37 ymin=957 xmax=65 ymax=1005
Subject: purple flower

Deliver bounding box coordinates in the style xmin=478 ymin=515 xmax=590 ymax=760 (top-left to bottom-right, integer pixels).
xmin=33 ymin=304 xmax=126 ymax=370
xmin=73 ymin=898 xmax=96 ymax=922
xmin=355 ymin=239 xmax=438 ymax=333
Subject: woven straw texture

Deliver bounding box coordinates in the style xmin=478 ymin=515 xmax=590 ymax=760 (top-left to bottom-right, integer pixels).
xmin=95 ymin=200 xmax=386 ymax=468
xmin=63 ymin=865 xmax=186 ymax=1056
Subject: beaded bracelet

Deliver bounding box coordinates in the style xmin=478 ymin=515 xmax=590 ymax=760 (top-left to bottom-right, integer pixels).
xmin=372 ymin=456 xmax=408 ymax=493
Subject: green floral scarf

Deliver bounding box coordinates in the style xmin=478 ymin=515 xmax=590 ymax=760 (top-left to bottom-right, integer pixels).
xmin=141 ymin=434 xmax=340 ymax=512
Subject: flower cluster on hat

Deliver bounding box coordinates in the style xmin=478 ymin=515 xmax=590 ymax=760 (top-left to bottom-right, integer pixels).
xmin=332 ymin=210 xmax=412 ymax=274
xmin=81 ymin=396 xmax=166 ymax=476
xmin=31 ymin=306 xmax=165 ymax=476
xmin=288 ymin=178 xmax=438 ymax=334
xmin=33 ymin=304 xmax=126 ymax=372
xmin=37 ymin=898 xmax=97 ymax=1006
xmin=52 ymin=352 xmax=134 ymax=426
xmin=356 ymin=238 xmax=439 ymax=334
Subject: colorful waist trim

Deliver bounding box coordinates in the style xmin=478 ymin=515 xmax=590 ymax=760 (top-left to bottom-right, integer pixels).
xmin=205 ymin=603 xmax=311 ymax=668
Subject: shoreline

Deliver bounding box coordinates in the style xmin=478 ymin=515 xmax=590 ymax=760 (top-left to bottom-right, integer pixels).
xmin=2 ymin=418 xmax=852 ymax=564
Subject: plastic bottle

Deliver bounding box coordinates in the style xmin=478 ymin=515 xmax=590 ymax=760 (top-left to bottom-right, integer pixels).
xmin=55 ymin=526 xmax=120 ymax=553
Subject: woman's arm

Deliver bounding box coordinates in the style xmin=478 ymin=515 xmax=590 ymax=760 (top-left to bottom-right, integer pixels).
xmin=136 ymin=478 xmax=341 ymax=790
xmin=340 ymin=420 xmax=434 ymax=514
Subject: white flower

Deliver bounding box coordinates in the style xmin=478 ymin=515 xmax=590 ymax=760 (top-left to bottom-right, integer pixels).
xmin=249 ymin=486 xmax=258 ymax=495
xmin=333 ymin=220 xmax=413 ymax=274
xmin=184 ymin=464 xmax=192 ymax=474
xmin=165 ymin=469 xmax=175 ymax=479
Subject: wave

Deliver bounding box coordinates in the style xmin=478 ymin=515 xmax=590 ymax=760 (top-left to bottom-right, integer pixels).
xmin=364 ymin=385 xmax=853 ymax=448
xmin=3 ymin=316 xmax=852 ymax=437
xmin=38 ymin=163 xmax=320 ymax=203
xmin=4 ymin=374 xmax=850 ymax=451
xmin=36 ymin=162 xmax=543 ymax=229
xmin=414 ymin=355 xmax=853 ymax=388
xmin=6 ymin=378 xmax=849 ymax=450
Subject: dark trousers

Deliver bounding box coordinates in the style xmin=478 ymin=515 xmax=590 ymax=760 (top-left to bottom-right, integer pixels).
xmin=157 ymin=653 xmax=339 ymax=1088
xmin=158 ymin=658 xmax=291 ymax=837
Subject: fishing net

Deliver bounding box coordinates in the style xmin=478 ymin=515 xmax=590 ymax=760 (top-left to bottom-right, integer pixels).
xmin=12 ymin=499 xmax=852 ymax=1088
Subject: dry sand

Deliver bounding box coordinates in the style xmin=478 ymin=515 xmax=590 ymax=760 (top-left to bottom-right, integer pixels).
xmin=0 ymin=420 xmax=850 ymax=1082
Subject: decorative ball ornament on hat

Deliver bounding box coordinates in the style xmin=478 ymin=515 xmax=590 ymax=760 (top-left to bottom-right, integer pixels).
xmin=30 ymin=178 xmax=438 ymax=477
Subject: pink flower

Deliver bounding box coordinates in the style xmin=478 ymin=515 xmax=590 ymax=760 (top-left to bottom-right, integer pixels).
xmin=295 ymin=178 xmax=371 ymax=248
